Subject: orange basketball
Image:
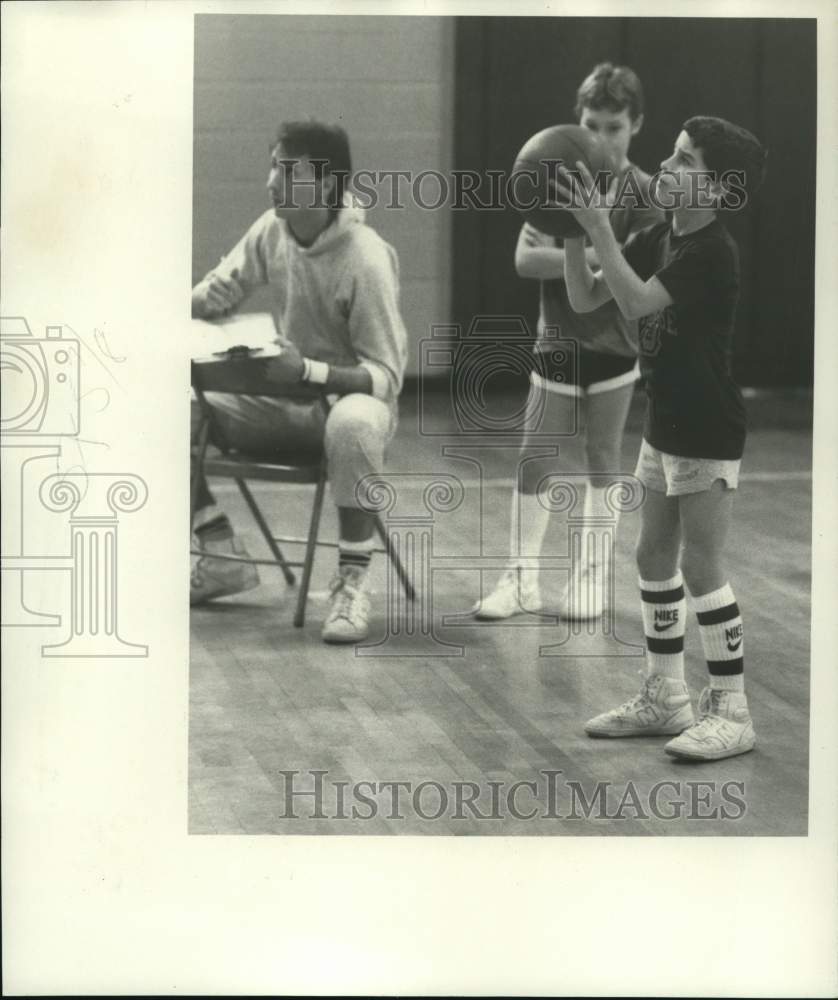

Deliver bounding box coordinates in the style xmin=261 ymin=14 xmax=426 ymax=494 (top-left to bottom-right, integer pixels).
xmin=510 ymin=124 xmax=616 ymax=238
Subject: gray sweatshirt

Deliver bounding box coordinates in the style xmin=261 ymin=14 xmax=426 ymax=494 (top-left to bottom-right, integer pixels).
xmin=207 ymin=200 xmax=408 ymax=404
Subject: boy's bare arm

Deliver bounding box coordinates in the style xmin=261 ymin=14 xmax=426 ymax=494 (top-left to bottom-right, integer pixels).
xmin=515 ymin=224 xmax=598 ymax=280
xmin=553 ymin=164 xmax=672 ymax=320
xmin=562 ymin=237 xmax=613 ymax=312
xmin=585 ymin=219 xmax=673 ymax=320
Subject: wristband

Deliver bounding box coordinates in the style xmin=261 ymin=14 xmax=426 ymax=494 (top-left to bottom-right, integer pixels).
xmin=302 ymin=358 xmax=329 ymax=385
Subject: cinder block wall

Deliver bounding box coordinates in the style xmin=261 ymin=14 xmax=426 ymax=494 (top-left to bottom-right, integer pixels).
xmin=193 ymin=14 xmax=454 ymax=374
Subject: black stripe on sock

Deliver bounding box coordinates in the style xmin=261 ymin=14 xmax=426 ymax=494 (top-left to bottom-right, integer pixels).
xmin=641 ymin=586 xmax=685 ymax=605
xmin=195 ymin=514 xmax=232 ymax=540
xmin=707 ymin=657 xmax=744 ymax=676
xmin=196 ymin=513 xmax=230 ymax=534
xmin=696 ymin=602 xmax=740 ymax=626
xmin=647 ymin=636 xmax=685 ymax=655
xmin=340 ymin=552 xmax=372 ymax=568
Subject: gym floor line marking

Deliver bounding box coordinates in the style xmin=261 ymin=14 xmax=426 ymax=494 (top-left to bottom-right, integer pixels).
xmin=211 ymin=470 xmax=812 ymax=494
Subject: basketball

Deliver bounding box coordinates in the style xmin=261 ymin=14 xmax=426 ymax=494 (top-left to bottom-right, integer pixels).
xmin=510 ymin=124 xmax=616 ymax=238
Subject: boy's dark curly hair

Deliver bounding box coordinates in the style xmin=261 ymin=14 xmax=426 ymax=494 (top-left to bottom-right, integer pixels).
xmin=683 ymin=116 xmax=768 ymax=199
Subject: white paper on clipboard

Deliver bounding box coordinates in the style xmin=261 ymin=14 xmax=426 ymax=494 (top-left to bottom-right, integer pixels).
xmin=191 ymin=312 xmax=281 ymax=361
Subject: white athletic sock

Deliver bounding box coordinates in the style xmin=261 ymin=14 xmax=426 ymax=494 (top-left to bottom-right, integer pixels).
xmin=509 ymin=488 xmax=550 ymax=586
xmin=640 ymin=572 xmax=686 ymax=681
xmin=693 ymin=583 xmax=745 ymax=693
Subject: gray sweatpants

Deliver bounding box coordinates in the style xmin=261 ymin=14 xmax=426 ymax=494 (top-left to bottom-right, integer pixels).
xmin=191 ymin=391 xmax=397 ymax=510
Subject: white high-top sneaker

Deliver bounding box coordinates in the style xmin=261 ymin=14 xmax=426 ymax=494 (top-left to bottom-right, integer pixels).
xmin=190 ymin=533 xmax=260 ymax=605
xmin=322 ymin=566 xmax=371 ymax=644
xmin=585 ymin=673 xmax=695 ymax=737
xmin=665 ymin=687 xmax=756 ymax=760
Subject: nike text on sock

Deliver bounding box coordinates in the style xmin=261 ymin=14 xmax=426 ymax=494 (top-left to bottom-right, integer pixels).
xmin=693 ymin=583 xmax=745 ymax=693
xmin=640 ymin=573 xmax=686 ymax=681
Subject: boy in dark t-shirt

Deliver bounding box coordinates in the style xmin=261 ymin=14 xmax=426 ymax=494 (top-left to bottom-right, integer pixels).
xmin=557 ymin=116 xmax=767 ymax=761
xmin=627 ymin=214 xmax=745 ymax=461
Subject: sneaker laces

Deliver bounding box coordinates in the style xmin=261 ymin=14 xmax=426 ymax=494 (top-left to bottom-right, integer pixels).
xmin=611 ymin=671 xmax=658 ymax=716
xmin=328 ymin=571 xmax=368 ymax=626
xmin=697 ymin=688 xmax=725 ymax=719
xmin=681 ymin=689 xmax=729 ymax=740
xmin=683 ymin=713 xmax=729 ymax=742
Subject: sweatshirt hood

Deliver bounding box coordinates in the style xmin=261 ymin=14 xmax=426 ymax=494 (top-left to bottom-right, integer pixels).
xmin=293 ymin=192 xmax=366 ymax=256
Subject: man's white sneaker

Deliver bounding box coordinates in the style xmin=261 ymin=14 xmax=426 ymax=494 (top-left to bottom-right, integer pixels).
xmin=190 ymin=534 xmax=260 ymax=605
xmin=472 ymin=565 xmax=543 ymax=620
xmin=585 ymin=673 xmax=695 ymax=738
xmin=322 ymin=567 xmax=371 ymax=644
xmin=665 ymin=687 xmax=755 ymax=761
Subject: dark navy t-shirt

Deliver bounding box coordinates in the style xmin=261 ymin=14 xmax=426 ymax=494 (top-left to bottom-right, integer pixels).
xmin=623 ymin=218 xmax=746 ymax=460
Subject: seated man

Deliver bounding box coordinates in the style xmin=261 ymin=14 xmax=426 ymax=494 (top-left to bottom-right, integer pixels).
xmin=191 ymin=119 xmax=408 ymax=644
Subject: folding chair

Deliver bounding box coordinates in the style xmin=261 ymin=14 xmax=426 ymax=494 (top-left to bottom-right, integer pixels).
xmin=191 ymin=351 xmax=415 ymax=627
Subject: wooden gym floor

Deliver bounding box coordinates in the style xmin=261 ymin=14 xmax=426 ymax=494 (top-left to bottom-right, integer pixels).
xmin=189 ymin=388 xmax=812 ymax=836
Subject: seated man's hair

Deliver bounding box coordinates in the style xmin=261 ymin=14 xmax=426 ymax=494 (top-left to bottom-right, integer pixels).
xmin=575 ymin=62 xmax=645 ymax=121
xmin=683 ymin=116 xmax=768 ymax=200
xmin=275 ymin=119 xmax=352 ymax=209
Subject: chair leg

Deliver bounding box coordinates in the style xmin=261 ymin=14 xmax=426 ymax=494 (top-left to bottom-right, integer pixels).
xmin=374 ymin=515 xmax=416 ymax=602
xmin=190 ymin=419 xmax=212 ymax=531
xmin=235 ymin=477 xmax=296 ymax=586
xmin=294 ymin=464 xmax=328 ymax=628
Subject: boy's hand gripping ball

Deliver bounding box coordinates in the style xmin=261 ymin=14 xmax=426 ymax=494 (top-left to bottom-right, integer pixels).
xmin=510 ymin=124 xmax=616 ymax=238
